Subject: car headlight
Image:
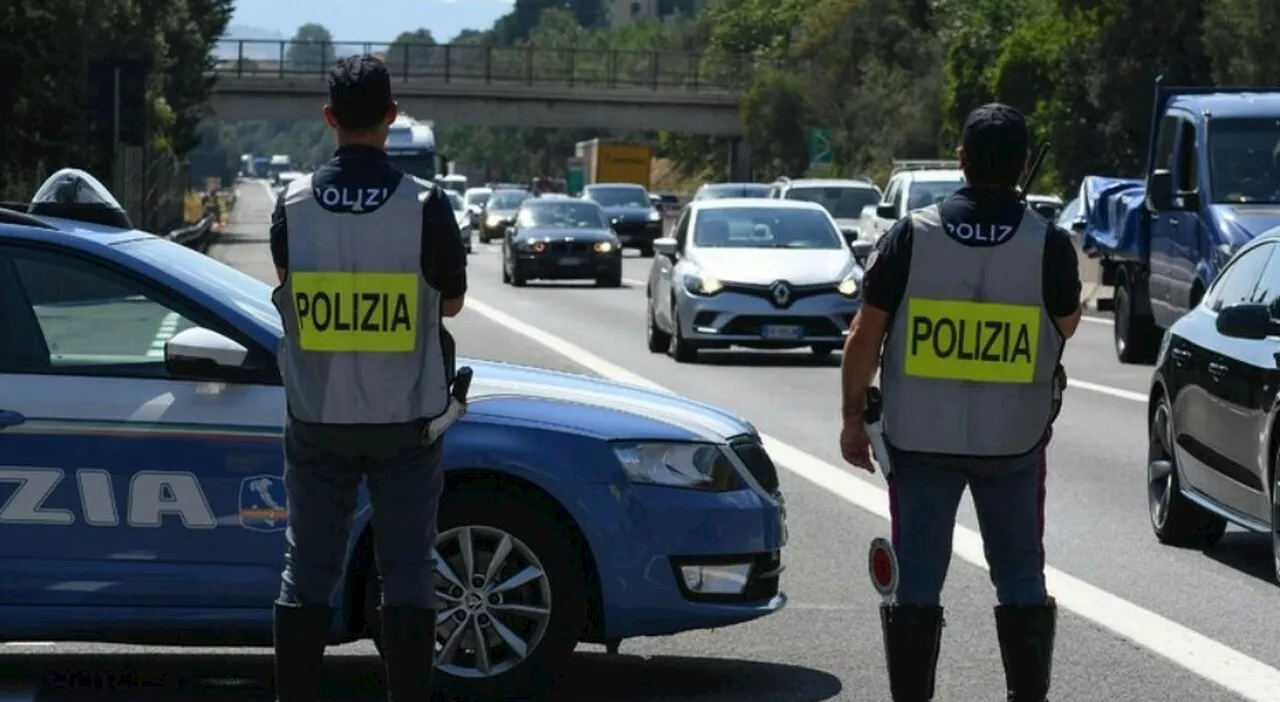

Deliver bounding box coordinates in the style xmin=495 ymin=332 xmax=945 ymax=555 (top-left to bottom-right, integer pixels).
xmin=837 ymin=276 xmax=859 ymax=298
xmin=683 ymin=273 xmax=723 ymax=296
xmin=613 ymin=442 xmax=739 ymax=491
xmin=648 ymin=209 xmax=662 ymax=221
xmin=593 ymin=241 xmax=615 ymax=253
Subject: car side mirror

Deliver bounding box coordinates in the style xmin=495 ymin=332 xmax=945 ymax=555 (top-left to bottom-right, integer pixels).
xmin=1215 ymin=303 xmax=1279 ymax=340
xmin=165 ymin=327 xmax=257 ymax=382
xmin=653 ymin=237 xmax=678 ymax=257
xmin=1070 ymin=218 xmax=1086 ymax=234
xmin=1147 ymin=169 xmax=1174 ymax=211
xmin=850 ymin=239 xmax=874 ymax=264
xmin=876 ymin=203 xmax=897 ymax=220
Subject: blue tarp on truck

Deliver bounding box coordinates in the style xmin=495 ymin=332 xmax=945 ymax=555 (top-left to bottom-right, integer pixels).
xmin=1078 ymin=176 xmax=1147 ymax=260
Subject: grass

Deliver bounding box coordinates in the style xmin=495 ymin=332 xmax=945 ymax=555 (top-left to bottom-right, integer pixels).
xmin=183 ymin=191 xmax=234 ymax=225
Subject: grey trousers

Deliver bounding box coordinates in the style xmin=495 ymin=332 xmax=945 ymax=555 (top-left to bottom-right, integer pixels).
xmin=277 ymin=417 xmax=445 ymax=608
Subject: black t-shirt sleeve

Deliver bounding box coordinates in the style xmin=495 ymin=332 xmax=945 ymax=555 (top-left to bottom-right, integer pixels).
xmin=420 ymin=187 xmax=467 ymax=299
xmin=860 ymin=217 xmax=914 ymax=314
xmin=1041 ymin=224 xmax=1081 ymax=317
xmin=269 ymin=192 xmax=288 ymax=270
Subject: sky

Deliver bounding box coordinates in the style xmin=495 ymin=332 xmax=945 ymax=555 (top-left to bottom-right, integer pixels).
xmin=226 ymin=0 xmax=514 ymax=45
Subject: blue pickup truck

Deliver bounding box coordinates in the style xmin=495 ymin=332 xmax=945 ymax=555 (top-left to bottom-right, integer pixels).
xmin=1078 ymin=80 xmax=1280 ymax=363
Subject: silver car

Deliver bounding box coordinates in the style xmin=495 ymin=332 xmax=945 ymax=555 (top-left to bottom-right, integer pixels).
xmin=446 ymin=190 xmax=472 ymax=253
xmin=645 ymin=199 xmax=863 ymax=362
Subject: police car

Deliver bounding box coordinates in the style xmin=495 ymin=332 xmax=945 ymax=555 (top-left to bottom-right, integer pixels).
xmin=0 ymin=171 xmax=787 ymax=698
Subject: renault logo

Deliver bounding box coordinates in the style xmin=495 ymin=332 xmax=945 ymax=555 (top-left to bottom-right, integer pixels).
xmin=771 ymin=281 xmax=792 ymax=307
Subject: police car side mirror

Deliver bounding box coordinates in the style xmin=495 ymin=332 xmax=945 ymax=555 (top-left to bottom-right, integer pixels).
xmin=165 ymin=327 xmax=253 ymax=382
xmin=875 ymin=204 xmax=897 ymax=220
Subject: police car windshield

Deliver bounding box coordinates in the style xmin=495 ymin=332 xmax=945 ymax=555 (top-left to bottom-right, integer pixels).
xmin=693 ymin=207 xmax=844 ymax=249
xmin=906 ymin=181 xmax=965 ymax=209
xmin=119 ymin=237 xmax=282 ymax=333
xmin=489 ymin=191 xmax=531 ymax=210
xmin=446 ymin=191 xmax=464 ymax=211
xmin=784 ymin=186 xmax=880 ymax=219
xmin=587 ymin=186 xmax=649 ymax=207
xmin=518 ymin=202 xmax=607 ymax=229
xmin=1208 ymin=118 xmax=1280 ymax=203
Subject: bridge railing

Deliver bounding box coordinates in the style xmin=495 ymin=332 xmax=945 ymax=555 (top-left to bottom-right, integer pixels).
xmin=215 ymin=40 xmax=774 ymax=92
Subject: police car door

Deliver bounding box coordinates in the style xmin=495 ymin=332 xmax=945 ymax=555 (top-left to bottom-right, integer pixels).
xmin=0 ymin=242 xmax=283 ymax=610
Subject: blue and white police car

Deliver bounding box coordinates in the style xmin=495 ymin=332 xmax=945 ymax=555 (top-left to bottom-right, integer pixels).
xmin=0 ymin=171 xmax=786 ymax=698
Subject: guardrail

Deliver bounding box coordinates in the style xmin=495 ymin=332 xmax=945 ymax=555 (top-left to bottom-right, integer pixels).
xmin=215 ymin=40 xmax=775 ymax=91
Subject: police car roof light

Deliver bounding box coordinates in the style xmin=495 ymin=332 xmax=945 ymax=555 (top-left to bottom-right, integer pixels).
xmin=28 ymin=168 xmax=133 ymax=229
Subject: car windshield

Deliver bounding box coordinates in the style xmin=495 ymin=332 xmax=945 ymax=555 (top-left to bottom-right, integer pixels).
xmin=446 ymin=191 xmax=464 ymax=211
xmin=518 ymin=202 xmax=606 ymax=228
xmin=465 ymin=191 xmax=490 ymax=207
xmin=693 ymin=207 xmax=843 ymax=249
xmin=118 ymin=237 xmax=282 ymax=334
xmin=489 ymin=191 xmax=531 ymax=209
xmin=784 ymin=186 xmax=880 ymax=219
xmin=1208 ymin=118 xmax=1280 ymax=204
xmin=587 ymin=187 xmax=649 ymax=207
xmin=698 ymin=184 xmax=771 ymax=200
xmin=906 ymin=180 xmax=965 ymax=209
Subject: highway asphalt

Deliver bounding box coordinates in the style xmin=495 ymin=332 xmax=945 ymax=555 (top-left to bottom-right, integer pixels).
xmin=4 ymin=181 xmax=1277 ymax=701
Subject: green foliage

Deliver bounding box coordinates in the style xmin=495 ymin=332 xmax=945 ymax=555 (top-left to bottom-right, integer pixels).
xmin=0 ymin=0 xmax=232 ymax=199
xmin=286 ymin=23 xmax=336 ymax=73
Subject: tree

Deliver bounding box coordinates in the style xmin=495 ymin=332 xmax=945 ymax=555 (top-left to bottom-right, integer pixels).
xmin=387 ymin=29 xmax=437 ymax=79
xmin=286 ymin=23 xmax=335 ymax=74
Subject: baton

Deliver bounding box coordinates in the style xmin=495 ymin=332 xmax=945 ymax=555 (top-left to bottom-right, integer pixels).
xmin=864 ymin=387 xmax=893 ymax=477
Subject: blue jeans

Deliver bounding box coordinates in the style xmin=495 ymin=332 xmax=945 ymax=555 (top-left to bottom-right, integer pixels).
xmin=277 ymin=417 xmax=445 ymax=608
xmin=887 ymin=441 xmax=1048 ymax=607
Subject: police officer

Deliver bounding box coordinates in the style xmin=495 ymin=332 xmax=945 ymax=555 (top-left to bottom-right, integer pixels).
xmin=839 ymin=104 xmax=1081 ymax=701
xmin=268 ymin=54 xmax=467 ymax=702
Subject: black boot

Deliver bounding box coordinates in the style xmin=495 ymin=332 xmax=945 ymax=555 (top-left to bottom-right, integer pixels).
xmin=273 ymin=602 xmax=332 ymax=702
xmin=880 ymin=603 xmax=944 ymax=701
xmin=381 ymin=606 xmax=438 ymax=702
xmin=995 ymin=596 xmax=1057 ymax=702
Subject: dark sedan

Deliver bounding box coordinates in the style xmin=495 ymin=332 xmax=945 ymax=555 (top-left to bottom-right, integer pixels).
xmin=502 ymin=199 xmax=623 ymax=287
xmin=582 ymin=183 xmax=663 ymax=257
xmin=478 ymin=188 xmax=531 ymax=243
xmin=1147 ymin=226 xmax=1280 ymax=580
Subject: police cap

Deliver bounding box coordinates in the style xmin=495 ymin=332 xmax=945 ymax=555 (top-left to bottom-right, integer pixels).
xmin=328 ymin=54 xmax=393 ymax=131
xmin=961 ymin=103 xmax=1029 ymax=186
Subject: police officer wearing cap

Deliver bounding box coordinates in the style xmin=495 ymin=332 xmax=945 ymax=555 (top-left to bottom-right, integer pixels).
xmin=839 ymin=103 xmax=1081 ymax=701
xmin=269 ymin=54 xmax=467 ymax=702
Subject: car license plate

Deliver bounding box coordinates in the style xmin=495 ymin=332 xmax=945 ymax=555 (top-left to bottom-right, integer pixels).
xmin=559 ymin=256 xmax=582 ymax=266
xmin=761 ymin=324 xmax=802 ymax=340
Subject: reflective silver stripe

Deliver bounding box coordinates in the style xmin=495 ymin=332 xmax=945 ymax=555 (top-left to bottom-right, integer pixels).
xmin=880 ymin=205 xmax=1063 ymax=456
xmin=272 ymin=174 xmax=448 ymax=424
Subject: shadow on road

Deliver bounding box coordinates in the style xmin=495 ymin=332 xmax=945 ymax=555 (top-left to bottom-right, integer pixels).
xmin=211 ymin=230 xmax=269 ymax=246
xmin=1203 ymin=530 xmax=1276 ymax=585
xmin=2 ymin=651 xmax=842 ymax=702
xmin=508 ymin=281 xmax=635 ymax=290
xmin=693 ymin=350 xmax=842 ymax=368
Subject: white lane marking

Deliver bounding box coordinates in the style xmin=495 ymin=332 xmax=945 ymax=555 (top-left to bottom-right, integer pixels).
xmin=1067 ymin=377 xmax=1146 ymax=403
xmin=464 ymin=295 xmax=1280 ymax=701
xmin=2 ymin=641 xmax=54 ymax=646
xmin=622 ymin=277 xmax=646 ymax=287
xmin=1081 ymin=315 xmax=1111 ymax=325
xmin=146 ymin=311 xmax=181 ymax=359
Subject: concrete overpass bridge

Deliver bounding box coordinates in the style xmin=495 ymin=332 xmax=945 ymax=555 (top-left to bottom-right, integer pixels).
xmin=210 ymin=39 xmax=756 ymax=176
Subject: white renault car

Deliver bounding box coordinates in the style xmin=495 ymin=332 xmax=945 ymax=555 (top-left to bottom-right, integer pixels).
xmin=645 ymin=199 xmax=863 ymax=362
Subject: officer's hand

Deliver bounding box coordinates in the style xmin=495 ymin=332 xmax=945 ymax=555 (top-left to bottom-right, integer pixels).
xmin=840 ymin=419 xmax=874 ymax=473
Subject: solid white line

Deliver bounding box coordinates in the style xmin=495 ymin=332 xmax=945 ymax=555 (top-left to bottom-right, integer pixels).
xmin=463 ymin=295 xmax=1280 ymax=701
xmin=1081 ymin=315 xmax=1111 ymax=325
xmin=1067 ymin=378 xmax=1146 ymax=403
xmin=622 ymin=277 xmax=646 ymax=287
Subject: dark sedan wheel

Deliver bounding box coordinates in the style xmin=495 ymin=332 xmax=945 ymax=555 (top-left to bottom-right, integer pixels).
xmin=1147 ymin=393 xmax=1226 ymax=547
xmin=667 ymin=306 xmax=698 ymax=363
xmin=1115 ymin=281 xmax=1159 ymax=364
xmin=595 ymin=267 xmax=622 ymax=287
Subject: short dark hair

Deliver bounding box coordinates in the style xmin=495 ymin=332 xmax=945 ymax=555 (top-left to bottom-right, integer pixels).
xmin=961 ymin=103 xmax=1029 ymax=187
xmin=328 ymin=54 xmax=393 ymax=131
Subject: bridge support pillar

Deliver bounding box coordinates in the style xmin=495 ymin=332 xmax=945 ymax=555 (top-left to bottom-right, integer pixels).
xmin=727 ymin=138 xmax=752 ymax=181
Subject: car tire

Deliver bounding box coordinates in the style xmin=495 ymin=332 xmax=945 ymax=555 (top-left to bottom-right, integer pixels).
xmin=647 ymin=296 xmax=671 ymax=353
xmin=668 ymin=306 xmax=698 ymax=363
xmin=1115 ymin=280 xmax=1160 ymax=364
xmin=1272 ymin=452 xmax=1280 ymax=585
xmin=1147 ymin=392 xmax=1227 ymax=547
xmin=364 ymin=488 xmax=589 ymax=701
xmin=596 ymin=269 xmax=623 ymax=288
xmin=511 ymin=264 xmax=527 ymax=287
